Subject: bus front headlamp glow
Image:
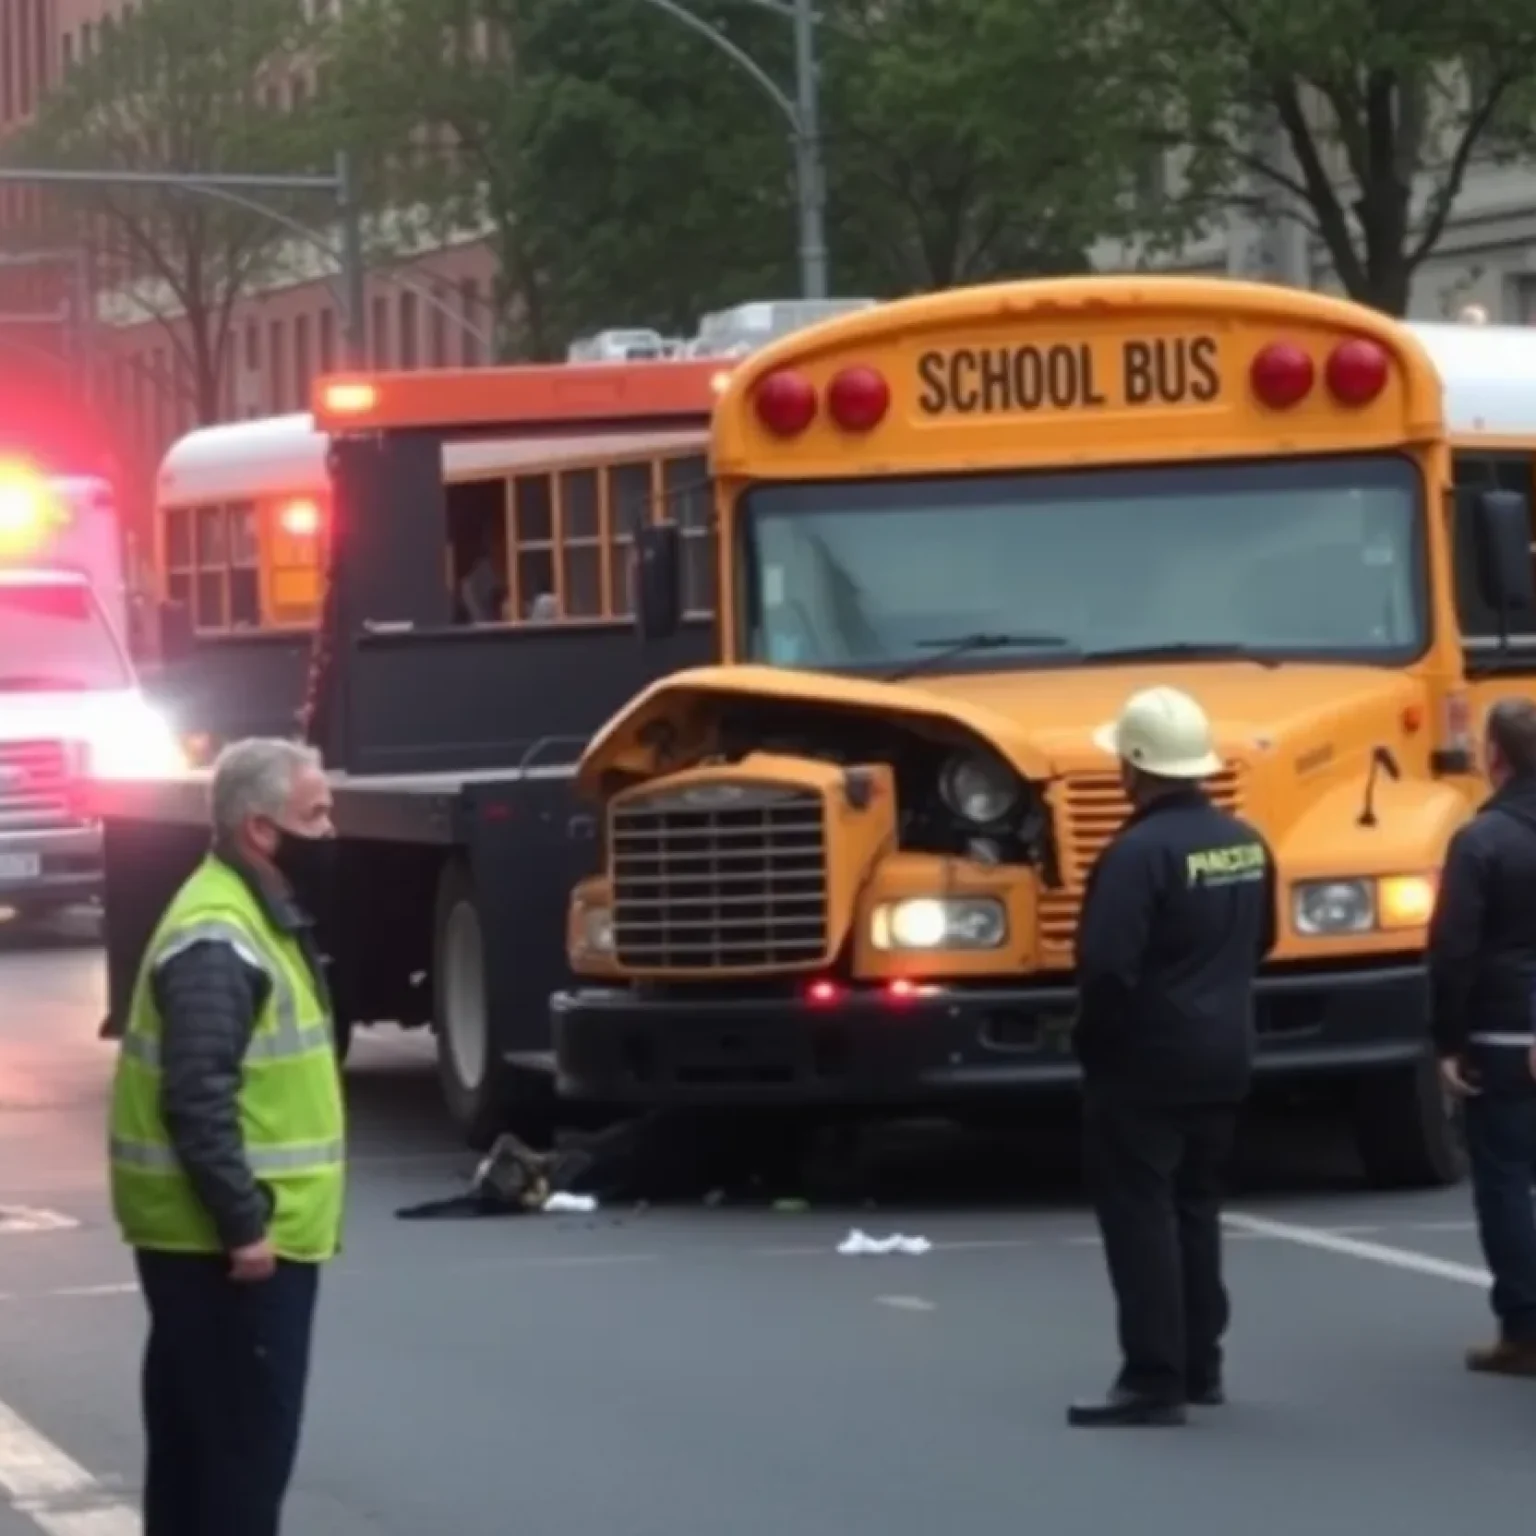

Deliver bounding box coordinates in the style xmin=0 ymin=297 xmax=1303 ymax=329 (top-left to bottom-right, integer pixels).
xmin=1292 ymin=874 xmax=1436 ymax=936
xmin=938 ymin=750 xmax=1020 ymax=827
xmin=871 ymin=896 xmax=1007 ymax=951
xmin=575 ymin=902 xmax=614 ymax=956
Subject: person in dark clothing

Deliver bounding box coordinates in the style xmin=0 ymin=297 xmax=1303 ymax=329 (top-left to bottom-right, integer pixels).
xmin=1428 ymin=695 xmax=1536 ymax=1376
xmin=1067 ymin=686 xmax=1276 ymax=1428
xmin=108 ymin=737 xmax=343 ymax=1536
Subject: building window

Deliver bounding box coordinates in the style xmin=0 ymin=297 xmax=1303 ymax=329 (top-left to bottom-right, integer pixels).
xmin=318 ymin=307 xmax=335 ymax=373
xmin=371 ymin=295 xmax=389 ymax=366
xmin=293 ymin=314 xmax=311 ymax=408
xmin=430 ymin=290 xmax=447 ymax=366
xmin=511 ymin=475 xmax=555 ymax=619
xmin=398 ymin=290 xmax=417 ymax=367
xmin=558 ymin=469 xmax=601 ymax=618
xmin=459 ymin=280 xmax=482 ymax=365
xmin=605 ymin=462 xmax=652 ymax=617
xmin=268 ymin=319 xmax=286 ymax=411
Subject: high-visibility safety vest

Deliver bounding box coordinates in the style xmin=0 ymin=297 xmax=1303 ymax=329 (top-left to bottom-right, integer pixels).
xmin=108 ymin=854 xmax=346 ymax=1261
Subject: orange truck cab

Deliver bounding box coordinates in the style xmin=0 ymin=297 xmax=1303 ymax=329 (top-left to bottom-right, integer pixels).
xmin=552 ymin=275 xmax=1536 ymax=1190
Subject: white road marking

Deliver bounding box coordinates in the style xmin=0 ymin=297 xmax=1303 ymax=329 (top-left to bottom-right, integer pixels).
xmin=0 ymin=1396 xmax=139 ymax=1534
xmin=0 ymin=1209 xmax=79 ymax=1235
xmin=1223 ymin=1210 xmax=1490 ymax=1287
xmin=875 ymin=1295 xmax=935 ymax=1311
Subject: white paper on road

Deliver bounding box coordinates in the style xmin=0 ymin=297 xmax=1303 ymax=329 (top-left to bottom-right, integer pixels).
xmin=837 ymin=1228 xmax=932 ymax=1256
xmin=541 ymin=1192 xmax=598 ymax=1214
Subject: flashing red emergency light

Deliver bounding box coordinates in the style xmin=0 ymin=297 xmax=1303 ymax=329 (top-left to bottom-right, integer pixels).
xmin=755 ymin=369 xmax=819 ymax=436
xmin=0 ymin=460 xmax=66 ymax=548
xmin=278 ymin=497 xmax=322 ymax=537
xmin=1249 ymin=343 xmax=1315 ymax=409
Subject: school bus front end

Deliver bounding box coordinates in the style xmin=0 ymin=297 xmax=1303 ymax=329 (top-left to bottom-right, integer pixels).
xmin=552 ymin=276 xmax=1503 ymax=1190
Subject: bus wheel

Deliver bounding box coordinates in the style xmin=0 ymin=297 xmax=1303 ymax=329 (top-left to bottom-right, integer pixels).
xmin=1353 ymin=1055 xmax=1467 ymax=1190
xmin=432 ymin=860 xmax=546 ymax=1151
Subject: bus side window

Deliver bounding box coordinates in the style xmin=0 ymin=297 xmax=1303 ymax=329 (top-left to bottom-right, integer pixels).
xmin=163 ymin=507 xmax=193 ymax=614
xmin=511 ymin=475 xmax=553 ymax=621
xmin=662 ymin=454 xmax=713 ymax=616
xmin=229 ymin=502 xmax=260 ymax=627
xmin=559 ymin=468 xmax=602 ymax=619
xmin=1452 ymin=452 xmax=1536 ymax=662
xmin=194 ymin=505 xmax=228 ymax=630
xmin=605 ymin=462 xmax=652 ymax=619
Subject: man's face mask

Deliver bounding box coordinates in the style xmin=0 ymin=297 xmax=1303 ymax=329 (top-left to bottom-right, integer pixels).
xmin=271 ymin=828 xmax=338 ymax=893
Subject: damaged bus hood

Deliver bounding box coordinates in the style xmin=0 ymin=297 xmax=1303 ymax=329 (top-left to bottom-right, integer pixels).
xmin=576 ymin=660 xmax=1427 ymax=803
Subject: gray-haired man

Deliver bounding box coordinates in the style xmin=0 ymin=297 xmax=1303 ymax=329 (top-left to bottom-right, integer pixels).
xmin=108 ymin=738 xmax=342 ymax=1536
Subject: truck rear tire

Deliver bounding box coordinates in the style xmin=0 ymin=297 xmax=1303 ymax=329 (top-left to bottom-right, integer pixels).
xmin=433 ymin=859 xmax=549 ymax=1151
xmin=1353 ymin=1055 xmax=1466 ymax=1190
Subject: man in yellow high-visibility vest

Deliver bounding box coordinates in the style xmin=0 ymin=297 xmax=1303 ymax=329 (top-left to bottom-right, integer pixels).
xmin=109 ymin=736 xmax=343 ymax=1536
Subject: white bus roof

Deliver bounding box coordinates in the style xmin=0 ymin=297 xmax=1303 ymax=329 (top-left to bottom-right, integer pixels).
xmin=156 ymin=414 xmax=708 ymax=507
xmin=1402 ymin=322 xmax=1536 ymax=437
xmin=156 ymin=318 xmax=1536 ymax=508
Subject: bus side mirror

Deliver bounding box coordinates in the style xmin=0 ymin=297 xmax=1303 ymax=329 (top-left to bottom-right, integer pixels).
xmin=1472 ymin=489 xmax=1536 ymax=619
xmin=634 ymin=523 xmax=682 ymax=641
xmin=158 ymin=600 xmax=194 ymax=666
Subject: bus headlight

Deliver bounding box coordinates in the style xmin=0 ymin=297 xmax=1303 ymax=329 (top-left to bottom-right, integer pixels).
xmin=575 ymin=902 xmax=614 ymax=956
xmin=871 ymin=896 xmax=1007 ymax=951
xmin=938 ymin=750 xmax=1020 ymax=826
xmin=1291 ymin=874 xmax=1436 ymax=936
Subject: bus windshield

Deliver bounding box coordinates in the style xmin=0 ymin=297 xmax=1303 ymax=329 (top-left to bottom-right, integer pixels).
xmin=0 ymin=581 xmax=131 ymax=692
xmin=740 ymin=453 xmax=1427 ymax=672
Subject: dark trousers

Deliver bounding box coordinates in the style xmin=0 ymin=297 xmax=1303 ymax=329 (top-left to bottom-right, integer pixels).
xmin=1464 ymin=1092 xmax=1536 ymax=1343
xmin=1083 ymin=1091 xmax=1237 ymax=1400
xmin=135 ymin=1249 xmax=320 ymax=1536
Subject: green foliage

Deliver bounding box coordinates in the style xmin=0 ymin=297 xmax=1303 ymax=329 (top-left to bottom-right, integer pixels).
xmin=818 ymin=0 xmax=1179 ymax=293
xmin=5 ymin=0 xmax=331 ymax=418
xmin=326 ymin=0 xmax=1173 ymax=354
xmin=1088 ymin=0 xmax=1536 ymax=312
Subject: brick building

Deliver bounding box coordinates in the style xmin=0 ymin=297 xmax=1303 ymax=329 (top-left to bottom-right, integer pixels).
xmin=0 ymin=0 xmax=499 ymax=553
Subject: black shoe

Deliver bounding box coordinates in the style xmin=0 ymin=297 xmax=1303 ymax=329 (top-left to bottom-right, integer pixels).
xmin=1067 ymin=1388 xmax=1187 ymax=1427
xmin=1188 ymin=1381 xmax=1225 ymax=1406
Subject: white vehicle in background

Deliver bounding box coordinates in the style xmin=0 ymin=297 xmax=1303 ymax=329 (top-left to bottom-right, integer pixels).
xmin=0 ymin=462 xmax=131 ymax=647
xmin=0 ymin=460 xmax=183 ymax=923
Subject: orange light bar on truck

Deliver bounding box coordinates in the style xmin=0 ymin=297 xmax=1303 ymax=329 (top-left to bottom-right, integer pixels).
xmin=278 ymin=497 xmax=322 ymax=537
xmin=311 ymin=360 xmax=727 ymax=436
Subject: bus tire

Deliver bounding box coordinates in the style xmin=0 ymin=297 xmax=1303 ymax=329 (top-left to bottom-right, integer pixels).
xmin=432 ymin=860 xmax=548 ymax=1151
xmin=1353 ymin=1055 xmax=1467 ymax=1190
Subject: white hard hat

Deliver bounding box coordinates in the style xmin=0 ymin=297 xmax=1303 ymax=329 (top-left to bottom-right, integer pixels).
xmin=1092 ymin=686 xmax=1222 ymax=779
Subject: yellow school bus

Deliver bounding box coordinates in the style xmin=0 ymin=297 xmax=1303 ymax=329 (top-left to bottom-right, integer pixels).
xmin=552 ymin=275 xmax=1536 ymax=1190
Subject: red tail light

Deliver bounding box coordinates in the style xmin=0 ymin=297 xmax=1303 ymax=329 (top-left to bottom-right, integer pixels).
xmin=1326 ymin=338 xmax=1389 ymax=405
xmin=806 ymin=979 xmax=841 ymax=1005
xmin=1250 ymin=343 xmax=1314 ymax=409
xmin=827 ymin=367 xmax=890 ymax=431
xmin=754 ymin=370 xmax=818 ymax=436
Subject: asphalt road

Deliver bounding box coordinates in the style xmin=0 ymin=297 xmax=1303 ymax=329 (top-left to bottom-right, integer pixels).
xmin=0 ymin=917 xmax=1530 ymax=1536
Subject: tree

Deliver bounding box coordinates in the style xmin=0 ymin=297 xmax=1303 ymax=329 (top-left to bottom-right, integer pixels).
xmin=818 ymin=0 xmax=1184 ymax=293
xmin=326 ymin=0 xmax=798 ymax=358
xmin=1092 ymin=0 xmax=1536 ymax=313
xmin=5 ymin=0 xmax=331 ymax=419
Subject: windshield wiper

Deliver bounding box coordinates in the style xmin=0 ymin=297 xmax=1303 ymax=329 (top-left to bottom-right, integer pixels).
xmin=887 ymin=631 xmax=1076 ymax=682
xmin=1081 ymin=642 xmax=1281 ymax=669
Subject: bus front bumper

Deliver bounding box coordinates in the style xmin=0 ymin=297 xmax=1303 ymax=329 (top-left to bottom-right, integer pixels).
xmin=551 ymin=963 xmax=1428 ymax=1107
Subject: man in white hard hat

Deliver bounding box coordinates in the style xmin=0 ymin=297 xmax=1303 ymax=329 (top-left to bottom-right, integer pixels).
xmin=1067 ymin=686 xmax=1276 ymax=1428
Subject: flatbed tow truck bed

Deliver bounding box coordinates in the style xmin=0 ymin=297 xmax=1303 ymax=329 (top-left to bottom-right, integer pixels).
xmin=95 ymin=369 xmax=719 ymax=1145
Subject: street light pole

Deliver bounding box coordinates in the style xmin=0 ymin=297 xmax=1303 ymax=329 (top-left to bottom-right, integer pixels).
xmin=632 ymin=0 xmax=829 ymax=298
xmin=0 ymin=162 xmax=371 ymax=364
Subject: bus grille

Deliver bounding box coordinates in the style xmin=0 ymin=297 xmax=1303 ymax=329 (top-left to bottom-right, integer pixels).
xmin=0 ymin=740 xmax=78 ymax=833
xmin=1037 ymin=767 xmax=1245 ymax=961
xmin=611 ymin=782 xmax=829 ymax=971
